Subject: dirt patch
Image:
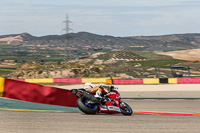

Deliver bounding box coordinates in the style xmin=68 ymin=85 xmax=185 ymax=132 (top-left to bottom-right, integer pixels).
xmin=156 ymin=49 xmax=200 ymax=61
xmin=0 ymin=35 xmax=23 ymax=44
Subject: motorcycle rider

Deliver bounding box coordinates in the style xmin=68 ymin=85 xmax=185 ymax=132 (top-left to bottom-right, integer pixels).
xmin=83 ymin=82 xmax=114 ymax=100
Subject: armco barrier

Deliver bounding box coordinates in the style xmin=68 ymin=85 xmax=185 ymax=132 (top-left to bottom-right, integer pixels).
xmin=113 ymin=79 xmax=143 ymax=84
xmin=106 ymin=79 xmax=113 ymax=84
xmin=178 ymin=78 xmax=200 ymax=84
xmin=53 ymin=78 xmax=82 ymax=83
xmin=143 ymin=78 xmax=159 ymax=84
xmin=168 ymin=78 xmax=178 ymax=84
xmin=0 ymin=77 xmax=5 ymax=97
xmin=12 ymin=79 xmax=24 ymax=81
xmin=0 ymin=77 xmax=77 ymax=107
xmin=159 ymin=78 xmax=168 ymax=83
xmin=25 ymin=78 xmax=54 ymax=83
xmin=82 ymin=78 xmax=108 ymax=83
xmin=12 ymin=77 xmax=200 ymax=84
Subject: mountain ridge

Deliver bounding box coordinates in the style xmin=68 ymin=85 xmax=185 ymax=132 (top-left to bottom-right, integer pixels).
xmin=0 ymin=32 xmax=200 ymax=51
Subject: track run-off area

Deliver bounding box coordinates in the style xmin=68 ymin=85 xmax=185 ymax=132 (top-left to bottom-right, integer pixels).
xmin=0 ymin=84 xmax=200 ymax=133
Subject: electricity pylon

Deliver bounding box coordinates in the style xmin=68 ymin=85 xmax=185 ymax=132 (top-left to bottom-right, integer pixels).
xmin=62 ymin=14 xmax=73 ymax=62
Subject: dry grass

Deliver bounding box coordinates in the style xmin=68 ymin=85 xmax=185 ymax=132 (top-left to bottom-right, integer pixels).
xmin=156 ymin=49 xmax=200 ymax=61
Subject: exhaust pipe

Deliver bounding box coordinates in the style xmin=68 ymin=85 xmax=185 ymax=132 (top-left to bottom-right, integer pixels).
xmin=82 ymin=92 xmax=99 ymax=103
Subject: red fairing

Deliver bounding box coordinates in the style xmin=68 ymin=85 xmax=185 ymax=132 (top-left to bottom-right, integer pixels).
xmin=99 ymin=91 xmax=121 ymax=114
xmin=105 ymin=101 xmax=115 ymax=106
xmin=3 ymin=79 xmax=78 ymax=107
xmin=112 ymin=90 xmax=120 ymax=95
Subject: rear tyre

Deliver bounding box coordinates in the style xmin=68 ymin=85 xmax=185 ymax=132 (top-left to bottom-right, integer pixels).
xmin=120 ymin=101 xmax=133 ymax=116
xmin=77 ymin=97 xmax=98 ymax=115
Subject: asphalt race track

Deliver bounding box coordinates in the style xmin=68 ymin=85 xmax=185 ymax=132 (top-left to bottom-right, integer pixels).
xmin=1 ymin=84 xmax=200 ymax=133
xmin=0 ymin=110 xmax=200 ymax=133
xmin=0 ymin=99 xmax=200 ymax=133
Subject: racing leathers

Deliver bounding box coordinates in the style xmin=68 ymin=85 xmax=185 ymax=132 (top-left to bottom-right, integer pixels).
xmin=83 ymin=83 xmax=109 ymax=99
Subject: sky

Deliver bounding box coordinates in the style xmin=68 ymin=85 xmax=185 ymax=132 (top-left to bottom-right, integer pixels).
xmin=1 ymin=0 xmax=200 ymax=37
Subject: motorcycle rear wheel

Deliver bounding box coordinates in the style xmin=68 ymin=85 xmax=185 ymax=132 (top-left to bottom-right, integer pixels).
xmin=120 ymin=101 xmax=133 ymax=116
xmin=77 ymin=97 xmax=98 ymax=115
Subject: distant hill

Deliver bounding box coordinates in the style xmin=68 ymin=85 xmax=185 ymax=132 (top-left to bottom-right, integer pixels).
xmin=1 ymin=32 xmax=200 ymax=51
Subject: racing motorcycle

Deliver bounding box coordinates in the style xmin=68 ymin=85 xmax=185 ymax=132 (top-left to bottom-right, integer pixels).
xmin=71 ymin=87 xmax=133 ymax=115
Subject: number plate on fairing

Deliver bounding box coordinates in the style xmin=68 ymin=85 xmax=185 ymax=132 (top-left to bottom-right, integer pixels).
xmin=76 ymin=91 xmax=83 ymax=97
xmin=100 ymin=106 xmax=121 ymax=112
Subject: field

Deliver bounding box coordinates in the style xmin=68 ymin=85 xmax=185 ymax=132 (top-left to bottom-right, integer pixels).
xmin=0 ymin=66 xmax=17 ymax=76
xmin=156 ymin=49 xmax=200 ymax=61
xmin=0 ymin=49 xmax=200 ymax=78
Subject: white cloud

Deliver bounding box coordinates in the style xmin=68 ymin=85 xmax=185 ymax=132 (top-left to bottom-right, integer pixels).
xmin=0 ymin=0 xmax=200 ymax=36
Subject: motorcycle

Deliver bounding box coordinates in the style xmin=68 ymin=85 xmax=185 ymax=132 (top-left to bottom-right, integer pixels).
xmin=71 ymin=87 xmax=133 ymax=115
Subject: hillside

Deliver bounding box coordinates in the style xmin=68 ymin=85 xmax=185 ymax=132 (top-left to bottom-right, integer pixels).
xmin=5 ymin=50 xmax=200 ymax=79
xmin=0 ymin=32 xmax=200 ymax=69
xmin=1 ymin=32 xmax=200 ymax=52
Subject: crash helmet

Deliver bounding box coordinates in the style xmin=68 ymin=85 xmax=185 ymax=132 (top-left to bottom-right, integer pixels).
xmin=109 ymin=86 xmax=115 ymax=92
xmin=84 ymin=82 xmax=92 ymax=86
xmin=103 ymin=85 xmax=114 ymax=92
xmin=83 ymin=82 xmax=93 ymax=89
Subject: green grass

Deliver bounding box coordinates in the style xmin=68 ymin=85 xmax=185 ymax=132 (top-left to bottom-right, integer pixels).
xmin=0 ymin=69 xmax=15 ymax=76
xmin=96 ymin=50 xmax=173 ymax=61
xmin=0 ymin=66 xmax=18 ymax=77
xmin=0 ymin=45 xmax=10 ymax=48
xmin=130 ymin=50 xmax=173 ymax=60
xmin=0 ymin=67 xmax=17 ymax=70
xmin=128 ymin=59 xmax=186 ymax=67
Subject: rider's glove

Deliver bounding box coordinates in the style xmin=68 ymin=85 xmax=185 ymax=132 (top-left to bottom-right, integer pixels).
xmin=100 ymin=97 xmax=107 ymax=103
xmin=70 ymin=89 xmax=77 ymax=95
xmin=99 ymin=85 xmax=104 ymax=90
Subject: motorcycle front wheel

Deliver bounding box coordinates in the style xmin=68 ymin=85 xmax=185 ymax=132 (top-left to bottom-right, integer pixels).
xmin=120 ymin=101 xmax=133 ymax=116
xmin=77 ymin=97 xmax=98 ymax=115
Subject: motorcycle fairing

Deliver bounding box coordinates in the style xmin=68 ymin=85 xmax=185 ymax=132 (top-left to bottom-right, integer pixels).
xmin=99 ymin=105 xmax=121 ymax=114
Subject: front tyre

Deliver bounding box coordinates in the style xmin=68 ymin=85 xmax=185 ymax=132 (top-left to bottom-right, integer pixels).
xmin=120 ymin=101 xmax=133 ymax=116
xmin=77 ymin=97 xmax=98 ymax=115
